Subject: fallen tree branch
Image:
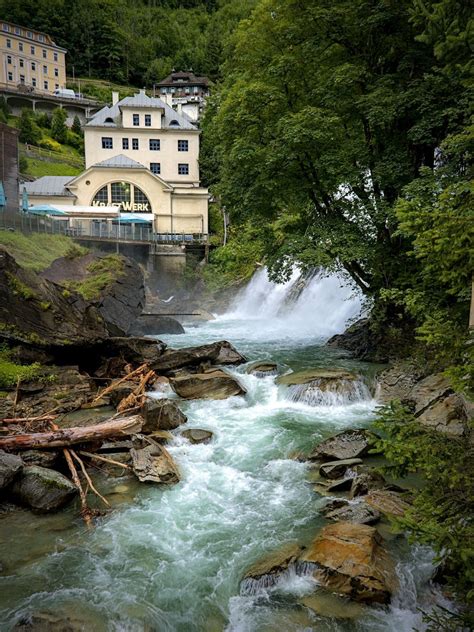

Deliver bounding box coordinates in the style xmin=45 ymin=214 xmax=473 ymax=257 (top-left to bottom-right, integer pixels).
xmin=78 ymin=450 xmax=131 ymax=470
xmin=62 ymin=447 xmax=93 ymax=528
xmin=91 ymin=364 xmax=149 ymax=404
xmin=70 ymin=449 xmax=110 ymax=507
xmin=0 ymin=415 xmax=143 ymax=451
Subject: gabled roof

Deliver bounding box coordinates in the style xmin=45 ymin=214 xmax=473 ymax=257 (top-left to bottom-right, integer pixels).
xmin=93 ymin=155 xmax=145 ymax=169
xmin=86 ymin=91 xmax=197 ymax=130
xmin=157 ymin=71 xmax=209 ymax=87
xmin=23 ymin=176 xmax=75 ymax=197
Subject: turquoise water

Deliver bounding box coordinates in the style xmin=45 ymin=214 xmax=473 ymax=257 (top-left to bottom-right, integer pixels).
xmin=0 ymin=300 xmax=446 ymax=631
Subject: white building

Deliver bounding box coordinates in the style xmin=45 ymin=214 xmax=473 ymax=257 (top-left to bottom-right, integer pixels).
xmin=22 ymin=90 xmax=209 ymax=238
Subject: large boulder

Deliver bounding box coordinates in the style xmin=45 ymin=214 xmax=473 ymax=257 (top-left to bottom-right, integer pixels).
xmin=319 ymin=458 xmax=363 ymax=479
xmin=299 ymin=522 xmax=396 ymax=604
xmin=42 ymin=253 xmax=145 ymax=336
xmin=365 ymin=490 xmax=411 ymax=518
xmin=325 ymin=318 xmax=379 ymax=361
xmin=277 ymin=369 xmax=369 ymax=405
xmin=181 ymin=428 xmax=213 ymax=444
xmin=151 ymin=341 xmax=246 ymax=374
xmin=350 ymin=466 xmax=386 ymax=498
xmin=321 ymin=499 xmax=380 ymax=525
xmin=277 ymin=368 xmax=358 ymax=386
xmin=140 ymin=398 xmax=187 ymax=432
xmin=0 ymin=248 xmax=108 ymax=349
xmin=309 ymin=429 xmax=377 ymax=462
xmin=241 ymin=542 xmax=302 ymax=594
xmin=170 ymin=369 xmax=246 ymax=400
xmin=0 ymin=450 xmax=23 ymax=489
xmin=246 ymin=361 xmax=278 ymax=377
xmin=128 ymin=314 xmax=185 ymax=336
xmin=11 ymin=465 xmax=77 ymax=513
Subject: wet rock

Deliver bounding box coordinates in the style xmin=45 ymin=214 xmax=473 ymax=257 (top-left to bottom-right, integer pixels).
xmin=321 ymin=499 xmax=380 ymax=525
xmin=241 ymin=542 xmax=303 ymax=593
xmin=246 ymin=361 xmax=278 ymax=377
xmin=350 ymin=467 xmax=386 ymax=498
xmin=130 ymin=444 xmax=180 ymax=484
xmin=375 ymin=363 xmax=423 ymax=405
xmin=108 ymin=381 xmax=136 ymax=409
xmin=140 ymin=398 xmax=187 ymax=432
xmin=319 ymin=458 xmax=363 ymax=479
xmin=326 ymin=318 xmax=382 ymax=362
xmin=416 ymin=390 xmax=469 ymax=437
xmin=0 ymin=449 xmax=23 ymax=489
xmin=309 ymin=429 xmax=377 ymax=462
xmin=12 ymin=611 xmax=92 ymax=631
xmin=299 ymin=522 xmax=396 ymax=604
xmin=181 ymin=429 xmax=213 ymax=444
xmin=21 ymin=450 xmax=59 ymax=469
xmin=11 ymin=465 xmax=77 ymax=513
xmin=365 ymin=490 xmax=411 ymax=518
xmin=151 ymin=340 xmax=246 ymax=374
xmin=170 ymin=369 xmax=246 ymax=400
xmin=300 ymin=589 xmax=365 ymax=619
xmin=277 ymin=368 xmax=358 ymax=386
xmin=93 ymin=451 xmax=132 ymax=477
xmin=104 ymin=337 xmax=167 ymax=366
xmin=128 ymin=314 xmax=185 ymax=336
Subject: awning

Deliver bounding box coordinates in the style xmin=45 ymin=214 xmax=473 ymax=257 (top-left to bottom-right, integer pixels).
xmin=26 ymin=204 xmax=67 ymax=217
xmin=115 ymin=214 xmax=152 ymax=224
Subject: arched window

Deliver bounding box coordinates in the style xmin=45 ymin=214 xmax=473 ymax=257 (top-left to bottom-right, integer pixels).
xmin=91 ymin=182 xmax=151 ymax=212
xmin=169 ymin=119 xmax=180 ymax=127
xmin=104 ymin=117 xmax=114 ymax=123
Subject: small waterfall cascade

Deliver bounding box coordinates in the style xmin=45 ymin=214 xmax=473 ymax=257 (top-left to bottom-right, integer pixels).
xmin=286 ymin=378 xmax=371 ymax=406
xmin=225 ymin=267 xmax=365 ymax=338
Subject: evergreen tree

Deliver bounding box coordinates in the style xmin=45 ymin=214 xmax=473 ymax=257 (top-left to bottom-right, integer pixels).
xmin=50 ymin=108 xmax=68 ymax=144
xmin=71 ymin=115 xmax=82 ymax=136
xmin=18 ymin=108 xmax=41 ymax=145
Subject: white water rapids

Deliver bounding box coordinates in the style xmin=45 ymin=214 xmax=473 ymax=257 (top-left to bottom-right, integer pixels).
xmin=0 ymin=269 xmax=449 ymax=631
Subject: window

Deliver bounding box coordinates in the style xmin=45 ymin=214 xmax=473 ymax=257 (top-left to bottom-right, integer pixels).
xmin=111 ymin=182 xmax=130 ymax=203
xmin=169 ymin=119 xmax=180 ymax=127
xmin=19 ymin=74 xmax=25 ymax=84
xmin=27 ymin=31 xmax=33 ymax=39
xmin=19 ymin=59 xmax=24 ymax=68
xmin=7 ymin=72 xmax=13 ymax=81
xmin=53 ymin=52 xmax=58 ymax=62
xmin=43 ymin=65 xmax=47 ymax=74
xmin=132 ymin=138 xmax=139 ymax=150
xmin=42 ymin=49 xmax=47 ymax=59
xmin=55 ymin=84 xmax=59 ymax=90
xmin=31 ymin=45 xmax=35 ymax=54
xmin=31 ymin=62 xmax=36 ymax=71
xmin=122 ymin=138 xmax=129 ymax=150
xmin=133 ymin=113 xmax=139 ymax=126
xmin=177 ymin=139 xmax=188 ymax=152
xmin=19 ymin=42 xmax=23 ymax=52
xmin=145 ymin=114 xmax=151 ymax=127
xmin=32 ymin=78 xmax=36 ymax=87
xmin=54 ymin=68 xmax=58 ymax=77
xmin=6 ymin=55 xmax=11 ymax=64
xmin=15 ymin=27 xmax=21 ymax=35
xmin=149 ymin=139 xmax=160 ymax=151
xmin=150 ymin=162 xmax=160 ymax=175
xmin=44 ymin=80 xmax=48 ymax=90
xmin=134 ymin=187 xmax=149 ymax=205
xmin=178 ymin=163 xmax=189 ymax=175
xmin=2 ymin=24 xmax=9 ymax=32
xmin=38 ymin=34 xmax=44 ymax=42
xmin=6 ymin=38 xmax=11 ymax=48
xmin=101 ymin=137 xmax=113 ymax=149
xmin=93 ymin=185 xmax=108 ymax=204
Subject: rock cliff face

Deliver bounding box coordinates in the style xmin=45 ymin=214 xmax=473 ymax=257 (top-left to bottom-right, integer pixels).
xmin=42 ymin=253 xmax=145 ymax=336
xmin=0 ymin=248 xmax=108 ymax=348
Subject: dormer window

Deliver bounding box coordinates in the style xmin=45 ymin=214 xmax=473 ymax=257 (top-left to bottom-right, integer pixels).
xmin=169 ymin=120 xmax=180 ymax=127
xmin=105 ymin=117 xmax=114 ymax=123
xmin=133 ymin=114 xmax=140 ymax=126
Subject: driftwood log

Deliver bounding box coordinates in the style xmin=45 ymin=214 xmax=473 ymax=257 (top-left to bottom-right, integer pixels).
xmin=0 ymin=415 xmax=143 ymax=451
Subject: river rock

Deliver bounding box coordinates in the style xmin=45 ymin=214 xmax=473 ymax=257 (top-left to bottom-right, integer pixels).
xmin=246 ymin=361 xmax=278 ymax=377
xmin=151 ymin=340 xmax=246 ymax=374
xmin=141 ymin=398 xmax=187 ymax=432
xmin=170 ymin=369 xmax=246 ymax=400
xmin=11 ymin=465 xmax=77 ymax=513
xmin=0 ymin=450 xmax=23 ymax=489
xmin=299 ymin=522 xmax=396 ymax=604
xmin=321 ymin=499 xmax=381 ymax=525
xmin=21 ymin=450 xmax=59 ymax=469
xmin=309 ymin=429 xmax=377 ymax=462
xmin=181 ymin=429 xmax=213 ymax=444
xmin=241 ymin=542 xmax=302 ymax=594
xmin=130 ymin=444 xmax=180 ymax=484
xmin=277 ymin=368 xmax=358 ymax=386
xmin=128 ymin=314 xmax=185 ymax=336
xmin=365 ymin=490 xmax=411 ymax=517
xmin=108 ymin=381 xmax=137 ymax=408
xmin=350 ymin=467 xmax=386 ymax=497
xmin=300 ymin=589 xmax=365 ymax=619
xmin=103 ymin=337 xmax=167 ymax=366
xmin=319 ymin=458 xmax=363 ymax=479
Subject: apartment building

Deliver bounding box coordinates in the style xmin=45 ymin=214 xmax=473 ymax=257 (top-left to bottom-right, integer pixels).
xmin=0 ymin=21 xmax=66 ymax=94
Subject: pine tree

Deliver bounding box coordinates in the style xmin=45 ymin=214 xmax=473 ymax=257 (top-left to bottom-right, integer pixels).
xmin=18 ymin=108 xmax=41 ymax=145
xmin=50 ymin=107 xmax=68 ymax=144
xmin=71 ymin=115 xmax=82 ymax=136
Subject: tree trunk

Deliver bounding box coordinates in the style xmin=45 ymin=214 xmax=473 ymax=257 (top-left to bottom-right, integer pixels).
xmin=0 ymin=416 xmax=143 ymax=451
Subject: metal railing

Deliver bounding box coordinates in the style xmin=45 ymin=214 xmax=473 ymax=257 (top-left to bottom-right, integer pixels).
xmin=0 ymin=211 xmax=208 ymax=245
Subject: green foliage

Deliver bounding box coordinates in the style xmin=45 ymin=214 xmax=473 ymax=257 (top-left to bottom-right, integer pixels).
xmin=18 ymin=109 xmax=41 ymax=145
xmin=18 ymin=156 xmax=28 ymax=173
xmin=0 ymin=346 xmax=42 ymax=389
xmin=35 ymin=112 xmax=51 ymax=129
xmin=50 ymin=108 xmax=68 ymax=144
xmin=0 ymin=231 xmax=75 ymax=272
xmin=5 ymin=273 xmax=35 ymax=299
xmin=71 ymin=115 xmax=82 ymax=136
xmin=67 ymin=255 xmax=125 ymax=301
xmin=64 ymin=243 xmax=89 ymax=259
xmin=374 ymin=402 xmax=474 ymax=603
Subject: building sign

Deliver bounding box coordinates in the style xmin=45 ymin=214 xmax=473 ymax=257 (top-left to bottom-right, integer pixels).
xmin=91 ymin=182 xmax=152 ymax=213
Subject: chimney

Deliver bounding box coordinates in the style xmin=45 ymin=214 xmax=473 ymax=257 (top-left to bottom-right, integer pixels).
xmin=139 ymin=88 xmax=146 ymax=96
xmin=112 ymin=91 xmax=119 ymax=106
xmin=165 ymin=93 xmax=173 ymax=108
xmin=177 ymin=103 xmax=183 ymax=116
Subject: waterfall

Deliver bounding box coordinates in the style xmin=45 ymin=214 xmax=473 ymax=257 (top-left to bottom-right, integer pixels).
xmin=225 ymin=267 xmax=365 ymax=337
xmin=285 ymin=378 xmax=371 ymax=406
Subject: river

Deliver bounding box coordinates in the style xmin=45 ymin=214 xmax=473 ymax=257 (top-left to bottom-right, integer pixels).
xmin=0 ymin=270 xmax=446 ymax=631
